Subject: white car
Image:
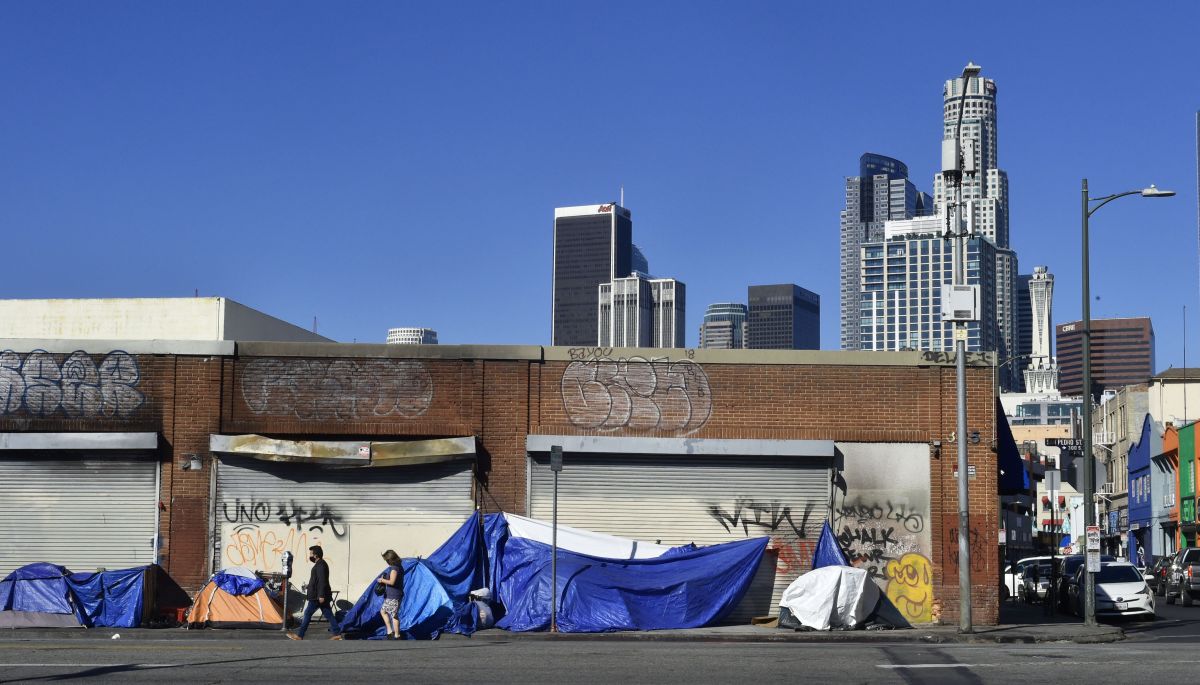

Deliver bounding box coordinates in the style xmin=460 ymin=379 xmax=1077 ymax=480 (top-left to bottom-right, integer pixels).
xmin=1073 ymin=561 xmax=1155 ymax=619
xmin=1003 ymin=556 xmax=1052 ymax=600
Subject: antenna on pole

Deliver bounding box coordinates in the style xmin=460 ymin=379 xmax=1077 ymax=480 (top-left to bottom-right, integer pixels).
xmin=620 ymin=185 xmax=624 ymax=207
xmin=313 ymin=316 xmax=318 ymax=334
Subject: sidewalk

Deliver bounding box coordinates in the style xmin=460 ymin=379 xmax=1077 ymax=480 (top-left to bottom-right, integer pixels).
xmin=0 ymin=621 xmax=1123 ymax=645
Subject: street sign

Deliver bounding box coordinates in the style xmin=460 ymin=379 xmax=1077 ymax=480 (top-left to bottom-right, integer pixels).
xmin=1046 ymin=469 xmax=1060 ymax=493
xmin=1046 ymin=438 xmax=1084 ymax=448
xmin=550 ymin=445 xmax=563 ymax=472
xmin=1086 ymin=525 xmax=1100 ymax=551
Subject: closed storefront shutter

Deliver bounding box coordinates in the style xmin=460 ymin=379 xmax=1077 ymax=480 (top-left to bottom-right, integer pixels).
xmin=214 ymin=455 xmax=474 ymax=602
xmin=0 ymin=454 xmax=158 ymax=577
xmin=529 ymin=453 xmax=831 ymax=622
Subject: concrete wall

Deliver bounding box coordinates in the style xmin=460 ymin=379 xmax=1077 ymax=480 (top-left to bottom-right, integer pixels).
xmin=0 ymin=298 xmax=329 ymax=342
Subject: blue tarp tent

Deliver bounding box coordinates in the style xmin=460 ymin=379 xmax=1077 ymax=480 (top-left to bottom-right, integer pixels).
xmin=336 ymin=512 xmax=485 ymax=639
xmin=0 ymin=563 xmax=149 ymax=629
xmin=811 ymin=521 xmax=849 ymax=569
xmin=485 ymin=515 xmax=768 ymax=633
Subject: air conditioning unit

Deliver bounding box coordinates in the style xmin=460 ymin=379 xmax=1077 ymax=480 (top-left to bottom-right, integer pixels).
xmin=941 ymin=284 xmax=980 ymax=322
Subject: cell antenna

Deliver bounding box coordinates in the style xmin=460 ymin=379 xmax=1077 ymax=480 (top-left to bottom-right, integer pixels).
xmin=620 ymin=185 xmax=624 ymax=207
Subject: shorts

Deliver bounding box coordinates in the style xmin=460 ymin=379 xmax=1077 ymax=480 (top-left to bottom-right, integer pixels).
xmin=381 ymin=598 xmax=400 ymax=615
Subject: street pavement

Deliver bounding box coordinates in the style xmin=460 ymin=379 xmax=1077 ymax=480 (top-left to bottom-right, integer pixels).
xmin=0 ymin=602 xmax=1198 ymax=684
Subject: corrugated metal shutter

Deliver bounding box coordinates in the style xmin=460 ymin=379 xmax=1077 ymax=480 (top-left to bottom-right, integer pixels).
xmin=0 ymin=454 xmax=158 ymax=577
xmin=529 ymin=453 xmax=830 ymax=622
xmin=214 ymin=455 xmax=475 ymax=600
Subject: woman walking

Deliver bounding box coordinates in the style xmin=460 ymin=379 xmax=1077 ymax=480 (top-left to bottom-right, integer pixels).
xmin=378 ymin=550 xmax=405 ymax=639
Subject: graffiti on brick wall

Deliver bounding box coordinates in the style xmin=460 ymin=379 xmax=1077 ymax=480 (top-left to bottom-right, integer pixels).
xmin=833 ymin=498 xmax=927 ymax=579
xmin=560 ymin=355 xmax=711 ymax=434
xmin=946 ymin=526 xmax=987 ymax=572
xmin=0 ymin=350 xmax=145 ymax=418
xmin=240 ymin=358 xmax=433 ymax=420
xmin=220 ymin=498 xmax=348 ymax=572
xmin=885 ymin=552 xmax=934 ymax=623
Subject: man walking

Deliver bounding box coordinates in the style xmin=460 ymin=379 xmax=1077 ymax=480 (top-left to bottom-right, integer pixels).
xmin=287 ymin=545 xmax=341 ymax=640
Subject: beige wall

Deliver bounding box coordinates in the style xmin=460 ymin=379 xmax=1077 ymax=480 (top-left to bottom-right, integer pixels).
xmin=0 ymin=298 xmax=330 ymax=342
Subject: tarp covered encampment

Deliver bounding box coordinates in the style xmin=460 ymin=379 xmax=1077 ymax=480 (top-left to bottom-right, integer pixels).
xmin=187 ymin=567 xmax=284 ymax=629
xmin=65 ymin=566 xmax=148 ymax=629
xmin=778 ymin=566 xmax=880 ymax=631
xmin=337 ymin=512 xmax=485 ymax=639
xmin=485 ymin=514 xmax=768 ymax=633
xmin=0 ymin=563 xmax=80 ymax=628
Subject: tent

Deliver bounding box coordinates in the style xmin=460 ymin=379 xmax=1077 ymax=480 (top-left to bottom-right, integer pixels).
xmin=0 ymin=563 xmax=159 ymax=629
xmin=186 ymin=567 xmax=284 ymax=629
xmin=0 ymin=563 xmax=81 ymax=628
xmin=337 ymin=511 xmax=487 ymax=640
xmin=777 ymin=566 xmax=912 ymax=631
xmin=485 ymin=514 xmax=768 ymax=633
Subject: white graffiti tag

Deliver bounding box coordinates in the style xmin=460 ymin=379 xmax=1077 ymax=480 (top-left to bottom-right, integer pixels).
xmin=0 ymin=350 xmax=145 ymax=418
xmin=240 ymin=358 xmax=433 ymax=420
xmin=560 ymin=356 xmax=712 ymax=434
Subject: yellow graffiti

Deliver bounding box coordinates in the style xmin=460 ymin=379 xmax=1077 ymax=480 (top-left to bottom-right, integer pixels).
xmin=225 ymin=526 xmax=309 ymax=571
xmin=885 ymin=553 xmax=933 ymax=623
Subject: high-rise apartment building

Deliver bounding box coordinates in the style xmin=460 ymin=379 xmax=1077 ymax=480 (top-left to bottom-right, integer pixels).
xmin=859 ymin=216 xmax=997 ymax=352
xmin=598 ymin=274 xmax=686 ymax=348
xmin=931 ymin=67 xmax=1018 ymax=385
xmin=839 ymin=153 xmax=932 ymax=350
xmin=385 ymin=327 xmax=438 ymax=345
xmin=698 ymin=303 xmax=748 ymax=349
xmin=552 ymin=203 xmax=632 ymax=346
xmin=1056 ymin=317 xmax=1155 ymax=397
xmin=1017 ymin=274 xmax=1033 ymax=370
xmin=1022 ymin=266 xmax=1058 ymax=395
xmin=747 ymin=284 xmax=820 ymax=350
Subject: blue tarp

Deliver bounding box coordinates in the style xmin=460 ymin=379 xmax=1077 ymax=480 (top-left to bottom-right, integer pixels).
xmin=423 ymin=511 xmax=486 ymax=605
xmin=212 ymin=572 xmax=264 ymax=597
xmin=0 ymin=563 xmax=75 ymax=616
xmin=336 ymin=559 xmax=454 ymax=640
xmin=811 ymin=521 xmax=849 ymax=569
xmin=489 ymin=524 xmax=768 ymax=633
xmin=65 ymin=567 xmax=147 ymax=629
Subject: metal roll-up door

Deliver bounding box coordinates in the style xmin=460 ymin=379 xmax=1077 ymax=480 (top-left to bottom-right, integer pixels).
xmin=214 ymin=455 xmax=474 ymax=602
xmin=529 ymin=453 xmax=830 ymax=622
xmin=0 ymin=454 xmax=158 ymax=577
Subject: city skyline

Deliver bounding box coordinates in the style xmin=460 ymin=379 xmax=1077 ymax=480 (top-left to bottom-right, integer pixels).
xmin=0 ymin=3 xmax=1195 ymax=365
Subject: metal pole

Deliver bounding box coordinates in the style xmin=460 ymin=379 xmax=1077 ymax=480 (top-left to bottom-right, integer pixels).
xmin=956 ymin=207 xmax=972 ymax=633
xmin=1082 ymin=178 xmax=1097 ymax=627
xmin=551 ymin=468 xmax=559 ymax=633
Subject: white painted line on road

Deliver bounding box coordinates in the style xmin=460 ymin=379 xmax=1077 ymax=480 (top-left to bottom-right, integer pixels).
xmin=0 ymin=663 xmax=175 ymax=668
xmin=878 ymin=664 xmax=999 ymax=669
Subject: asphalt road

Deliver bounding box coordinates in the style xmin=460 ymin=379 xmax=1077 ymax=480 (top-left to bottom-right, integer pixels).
xmin=0 ymin=604 xmax=1198 ymax=685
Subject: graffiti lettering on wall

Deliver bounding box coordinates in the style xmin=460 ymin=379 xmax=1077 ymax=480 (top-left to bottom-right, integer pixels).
xmin=885 ymin=553 xmax=934 ymax=623
xmin=0 ymin=350 xmax=144 ymax=418
xmin=946 ymin=527 xmax=987 ymax=572
xmin=919 ymin=350 xmax=989 ymax=365
xmin=708 ymin=498 xmax=815 ymax=538
xmin=560 ymin=356 xmax=712 ymax=434
xmin=833 ymin=498 xmax=927 ymax=579
xmin=240 ymin=358 xmax=433 ymax=421
xmin=221 ymin=498 xmax=347 ymax=538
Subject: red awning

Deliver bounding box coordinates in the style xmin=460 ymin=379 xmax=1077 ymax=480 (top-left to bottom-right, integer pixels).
xmin=1059 ymin=496 xmax=1066 ymax=505
xmin=1042 ymin=495 xmax=1050 ymax=503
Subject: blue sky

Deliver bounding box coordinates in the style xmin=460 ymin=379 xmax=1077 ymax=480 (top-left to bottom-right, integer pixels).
xmin=1 ymin=2 xmax=1197 ymax=368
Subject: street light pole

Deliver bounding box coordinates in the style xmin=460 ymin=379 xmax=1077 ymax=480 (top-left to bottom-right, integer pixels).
xmin=1080 ymin=179 xmax=1174 ymax=626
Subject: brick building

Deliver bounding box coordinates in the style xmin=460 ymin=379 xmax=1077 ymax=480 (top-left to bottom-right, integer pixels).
xmin=0 ymin=339 xmax=1001 ymax=625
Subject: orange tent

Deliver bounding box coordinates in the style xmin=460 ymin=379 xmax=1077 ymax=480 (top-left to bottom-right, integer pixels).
xmin=187 ymin=567 xmax=284 ymax=629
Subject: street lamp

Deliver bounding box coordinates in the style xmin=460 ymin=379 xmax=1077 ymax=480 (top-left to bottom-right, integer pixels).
xmin=943 ymin=61 xmax=982 ymax=634
xmin=1080 ymin=179 xmax=1174 ymax=626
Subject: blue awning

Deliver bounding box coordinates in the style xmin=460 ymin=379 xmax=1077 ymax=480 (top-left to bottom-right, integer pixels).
xmin=997 ymin=398 xmax=1030 ymax=496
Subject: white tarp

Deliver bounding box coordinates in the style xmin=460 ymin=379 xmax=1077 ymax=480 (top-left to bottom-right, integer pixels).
xmin=503 ymin=513 xmax=674 ymax=559
xmin=779 ymin=566 xmax=880 ymax=631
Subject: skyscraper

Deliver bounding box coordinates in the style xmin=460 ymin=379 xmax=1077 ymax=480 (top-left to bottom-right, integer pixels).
xmin=1016 ymin=274 xmax=1033 ymax=370
xmin=1056 ymin=317 xmax=1155 ymax=397
xmin=1022 ymin=266 xmax=1059 ymax=395
xmin=747 ymin=284 xmax=820 ymax=350
xmin=552 ymin=203 xmax=632 ymax=346
xmin=598 ymin=274 xmax=685 ymax=348
xmin=931 ymin=67 xmax=1018 ymax=386
xmin=858 ymin=216 xmax=998 ymax=352
xmin=385 ymin=327 xmax=438 ymax=345
xmin=699 ymin=303 xmax=748 ymax=349
xmin=632 ymin=244 xmax=650 ymax=276
xmin=840 ymin=153 xmax=932 ymax=350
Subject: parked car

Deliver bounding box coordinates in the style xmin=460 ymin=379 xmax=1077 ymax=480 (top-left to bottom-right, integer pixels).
xmin=1150 ymin=553 xmax=1176 ymax=597
xmin=1020 ymin=561 xmax=1054 ymax=603
xmin=1004 ymin=556 xmax=1051 ymax=601
xmin=1072 ymin=561 xmax=1155 ymax=619
xmin=1166 ymin=548 xmax=1200 ymax=606
xmin=1056 ymin=554 xmax=1116 ymax=612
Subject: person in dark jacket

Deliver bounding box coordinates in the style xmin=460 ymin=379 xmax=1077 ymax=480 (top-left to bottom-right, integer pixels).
xmin=288 ymin=545 xmax=342 ymax=640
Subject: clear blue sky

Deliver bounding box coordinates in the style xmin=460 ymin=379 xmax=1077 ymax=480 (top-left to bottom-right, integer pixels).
xmin=2 ymin=2 xmax=1197 ymax=368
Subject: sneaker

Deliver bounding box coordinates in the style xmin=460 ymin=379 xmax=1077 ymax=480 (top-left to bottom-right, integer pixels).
xmin=286 ymin=632 xmax=302 ymax=641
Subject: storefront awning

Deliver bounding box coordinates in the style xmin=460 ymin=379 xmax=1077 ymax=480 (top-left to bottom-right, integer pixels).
xmin=0 ymin=432 xmax=158 ymax=450
xmin=209 ymin=434 xmax=476 ymax=467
